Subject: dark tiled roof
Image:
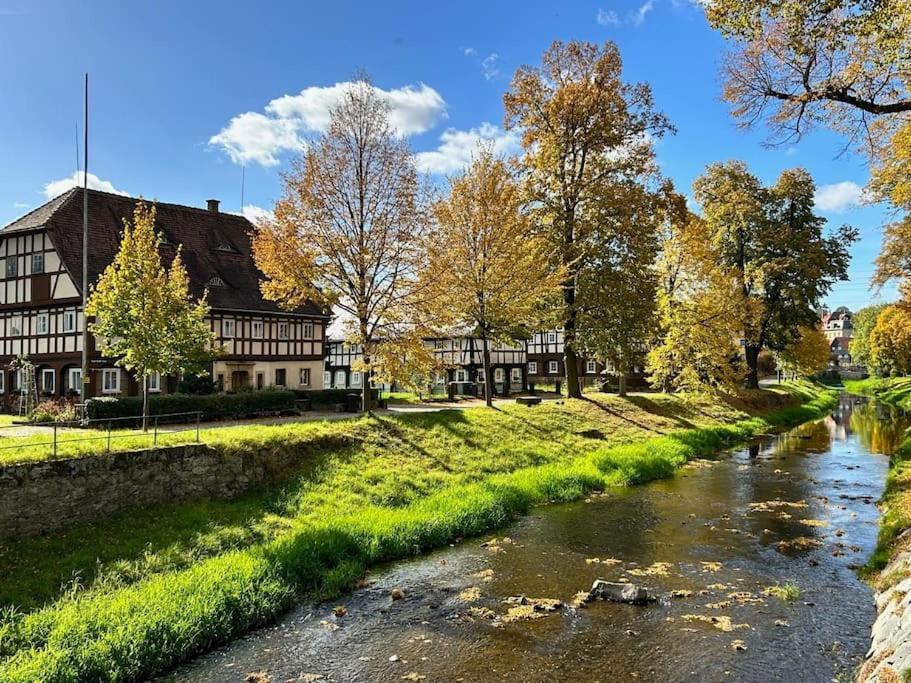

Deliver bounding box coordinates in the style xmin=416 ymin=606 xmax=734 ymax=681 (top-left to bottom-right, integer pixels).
xmin=1 ymin=188 xmax=327 ymax=317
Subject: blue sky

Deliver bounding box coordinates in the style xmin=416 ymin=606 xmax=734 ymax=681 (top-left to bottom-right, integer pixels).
xmin=0 ymin=0 xmax=896 ymax=310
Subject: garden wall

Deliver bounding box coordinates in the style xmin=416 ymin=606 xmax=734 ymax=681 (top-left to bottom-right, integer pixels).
xmin=0 ymin=444 xmax=307 ymax=540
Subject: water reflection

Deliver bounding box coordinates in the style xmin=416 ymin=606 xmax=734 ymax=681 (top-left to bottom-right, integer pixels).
xmin=849 ymin=398 xmax=910 ymax=455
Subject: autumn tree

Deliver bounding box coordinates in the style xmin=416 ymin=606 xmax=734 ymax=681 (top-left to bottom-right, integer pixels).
xmin=775 ymin=326 xmax=830 ymax=378
xmin=252 ymin=79 xmax=428 ymax=413
xmin=869 ymin=305 xmax=911 ymax=375
xmin=849 ymin=304 xmax=889 ymax=370
xmin=576 ymin=181 xmax=669 ymax=396
xmin=504 ymin=40 xmax=673 ymax=398
xmin=694 ymin=162 xmax=854 ymax=389
xmin=86 ymin=202 xmax=216 ymax=429
xmin=422 ymin=149 xmax=561 ymax=406
xmin=648 ymin=207 xmax=745 ymax=393
xmin=705 ymin=0 xmax=911 ymax=147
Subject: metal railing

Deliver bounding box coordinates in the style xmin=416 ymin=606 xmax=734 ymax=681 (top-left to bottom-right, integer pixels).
xmin=0 ymin=411 xmax=203 ymax=459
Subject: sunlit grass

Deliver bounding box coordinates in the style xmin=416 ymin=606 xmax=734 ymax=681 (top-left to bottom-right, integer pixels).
xmin=0 ymin=381 xmax=836 ymax=682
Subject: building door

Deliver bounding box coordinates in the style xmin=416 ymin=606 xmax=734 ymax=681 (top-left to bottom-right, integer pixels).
xmin=334 ymin=370 xmax=346 ymax=388
xmin=231 ymin=370 xmax=250 ymax=391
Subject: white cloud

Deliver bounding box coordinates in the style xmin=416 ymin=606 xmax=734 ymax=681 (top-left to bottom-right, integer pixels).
xmin=209 ymin=112 xmax=304 ymax=167
xmin=414 ymin=123 xmax=521 ymax=174
xmin=12 ymin=202 xmax=29 ymax=209
xmin=813 ymin=181 xmax=869 ymax=213
xmin=43 ymin=171 xmax=128 ymax=200
xmin=596 ymin=8 xmax=620 ymax=25
xmin=462 ymin=47 xmax=477 ymax=57
xmin=481 ymin=53 xmax=501 ymax=81
xmin=632 ymin=0 xmax=654 ymax=25
xmin=211 ymin=81 xmax=447 ymax=167
xmin=239 ymin=204 xmax=274 ymax=225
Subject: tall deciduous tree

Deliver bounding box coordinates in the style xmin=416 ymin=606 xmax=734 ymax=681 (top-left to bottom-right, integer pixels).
xmin=503 ymin=40 xmax=672 ymax=398
xmin=422 ymin=149 xmax=561 ymax=406
xmin=252 ymin=79 xmax=428 ymax=413
xmin=705 ymin=0 xmax=911 ymax=147
xmin=86 ymin=202 xmax=216 ymax=429
xmin=648 ymin=209 xmax=746 ymax=393
xmin=850 ymin=304 xmax=889 ymax=370
xmin=869 ymin=305 xmax=911 ymax=376
xmin=576 ymin=181 xmax=669 ymax=396
xmin=694 ymin=162 xmax=855 ymax=388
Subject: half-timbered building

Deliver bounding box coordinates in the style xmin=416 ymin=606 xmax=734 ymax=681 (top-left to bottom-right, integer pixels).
xmin=525 ymin=330 xmax=606 ymax=387
xmin=0 ymin=188 xmax=328 ymax=401
xmin=428 ymin=336 xmax=527 ymax=396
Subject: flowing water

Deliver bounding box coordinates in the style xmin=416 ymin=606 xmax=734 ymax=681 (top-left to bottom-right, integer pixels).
xmin=168 ymin=394 xmax=909 ymax=683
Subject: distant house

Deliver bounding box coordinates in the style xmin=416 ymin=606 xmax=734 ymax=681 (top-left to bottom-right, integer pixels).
xmin=0 ymin=188 xmax=329 ymax=400
xmin=823 ymin=306 xmax=854 ymax=343
xmin=525 ymin=329 xmax=606 ymax=387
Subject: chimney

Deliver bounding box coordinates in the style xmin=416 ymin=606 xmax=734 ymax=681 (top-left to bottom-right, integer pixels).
xmin=206 ymin=199 xmax=220 ymax=213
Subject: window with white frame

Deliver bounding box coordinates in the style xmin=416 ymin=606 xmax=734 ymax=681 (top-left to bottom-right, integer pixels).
xmin=511 ymin=368 xmax=522 ymax=383
xmin=68 ymin=368 xmax=81 ymax=395
xmin=302 ymin=322 xmax=313 ymax=339
xmin=148 ymin=371 xmax=161 ymax=393
xmin=278 ymin=322 xmax=289 ymax=339
xmin=494 ymin=368 xmax=505 ymax=383
xmin=39 ymin=368 xmax=54 ymax=394
xmin=36 ymin=313 xmax=48 ymax=335
xmin=477 ymin=369 xmax=485 ymax=382
xmin=10 ymin=315 xmax=22 ymax=336
xmin=548 ymin=360 xmax=559 ymax=374
xmin=586 ymin=360 xmax=596 ymax=374
xmin=324 ymin=371 xmax=331 ymax=387
xmin=251 ymin=321 xmax=264 ymax=339
xmin=334 ymin=370 xmax=346 ymax=387
xmin=455 ymin=369 xmax=467 ymax=382
xmin=528 ymin=361 xmax=538 ymax=374
xmin=31 ymin=252 xmax=44 ymax=274
xmin=434 ymin=339 xmax=445 ymax=349
xmin=547 ymin=332 xmax=557 ymax=343
xmin=351 ymin=371 xmax=362 ymax=387
xmin=102 ymin=368 xmax=120 ymax=393
xmin=222 ymin=319 xmax=235 ymax=338
xmin=0 ymin=371 xmax=5 ymax=394
xmin=63 ymin=310 xmax=76 ymax=333
xmin=275 ymin=368 xmax=287 ymax=387
xmin=299 ymin=368 xmax=311 ymax=386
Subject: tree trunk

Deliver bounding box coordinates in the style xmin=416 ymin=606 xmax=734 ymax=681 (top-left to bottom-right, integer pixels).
xmin=482 ymin=335 xmax=493 ymax=408
xmin=141 ymin=372 xmax=149 ymax=432
xmin=744 ymin=345 xmax=760 ymax=390
xmin=618 ymin=367 xmax=627 ymax=397
xmin=563 ymin=289 xmax=582 ymax=399
xmin=360 ymin=320 xmax=372 ymax=414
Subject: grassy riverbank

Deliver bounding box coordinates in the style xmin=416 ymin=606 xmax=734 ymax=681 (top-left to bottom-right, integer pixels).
xmin=844 ymin=377 xmax=911 ymax=583
xmin=0 ymin=383 xmax=835 ymax=682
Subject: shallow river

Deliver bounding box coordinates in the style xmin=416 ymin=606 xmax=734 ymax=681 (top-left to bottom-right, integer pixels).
xmin=168 ymin=394 xmax=909 ymax=683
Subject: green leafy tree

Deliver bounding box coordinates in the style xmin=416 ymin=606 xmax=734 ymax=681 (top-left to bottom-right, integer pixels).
xmin=850 ymin=304 xmax=889 ymax=371
xmin=577 ymin=181 xmax=669 ymax=396
xmin=694 ymin=162 xmax=855 ymax=388
xmin=86 ymin=202 xmax=217 ymax=429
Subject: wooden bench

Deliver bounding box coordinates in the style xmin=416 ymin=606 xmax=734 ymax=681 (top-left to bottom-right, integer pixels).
xmin=516 ymin=395 xmax=542 ymax=406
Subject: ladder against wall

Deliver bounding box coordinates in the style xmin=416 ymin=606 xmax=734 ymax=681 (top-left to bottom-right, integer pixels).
xmin=17 ymin=364 xmax=37 ymax=417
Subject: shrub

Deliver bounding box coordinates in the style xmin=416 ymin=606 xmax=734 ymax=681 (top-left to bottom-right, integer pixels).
xmin=29 ymin=399 xmax=78 ymax=424
xmin=294 ymin=388 xmax=377 ymax=408
xmin=84 ymin=390 xmax=298 ymax=423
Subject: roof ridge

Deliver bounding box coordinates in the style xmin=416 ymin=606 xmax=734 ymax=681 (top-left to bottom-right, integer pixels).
xmin=77 ymin=188 xmax=252 ymax=223
xmin=1 ymin=187 xmax=78 ymax=231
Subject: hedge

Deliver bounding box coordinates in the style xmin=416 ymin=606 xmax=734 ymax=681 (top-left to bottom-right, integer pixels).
xmin=294 ymin=388 xmax=377 ymax=408
xmin=85 ymin=390 xmax=298 ymax=423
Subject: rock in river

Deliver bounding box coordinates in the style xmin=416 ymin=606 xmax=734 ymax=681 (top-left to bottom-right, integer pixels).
xmin=590 ymin=580 xmax=656 ymax=605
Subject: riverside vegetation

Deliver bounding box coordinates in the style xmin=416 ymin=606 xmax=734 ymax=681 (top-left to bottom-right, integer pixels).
xmin=844 ymin=377 xmax=911 ymax=582
xmin=0 ymin=382 xmax=835 ymax=681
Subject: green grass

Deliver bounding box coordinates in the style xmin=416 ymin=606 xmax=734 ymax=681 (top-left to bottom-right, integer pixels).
xmin=844 ymin=377 xmax=911 ymax=584
xmin=765 ymin=582 xmax=801 ymax=602
xmin=0 ymin=382 xmax=836 ymax=682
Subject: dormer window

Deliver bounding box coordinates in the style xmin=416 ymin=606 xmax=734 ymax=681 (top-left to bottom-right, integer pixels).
xmin=207 ymin=276 xmax=225 ymax=287
xmin=215 ymin=242 xmax=238 ymax=253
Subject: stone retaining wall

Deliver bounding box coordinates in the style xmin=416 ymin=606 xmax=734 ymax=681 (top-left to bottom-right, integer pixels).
xmin=0 ymin=444 xmax=305 ymax=539
xmin=857 ymin=529 xmax=911 ymax=682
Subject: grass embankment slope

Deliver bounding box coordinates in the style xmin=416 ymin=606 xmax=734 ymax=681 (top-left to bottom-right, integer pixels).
xmin=844 ymin=377 xmax=911 ymax=584
xmin=0 ymin=382 xmax=835 ymax=682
